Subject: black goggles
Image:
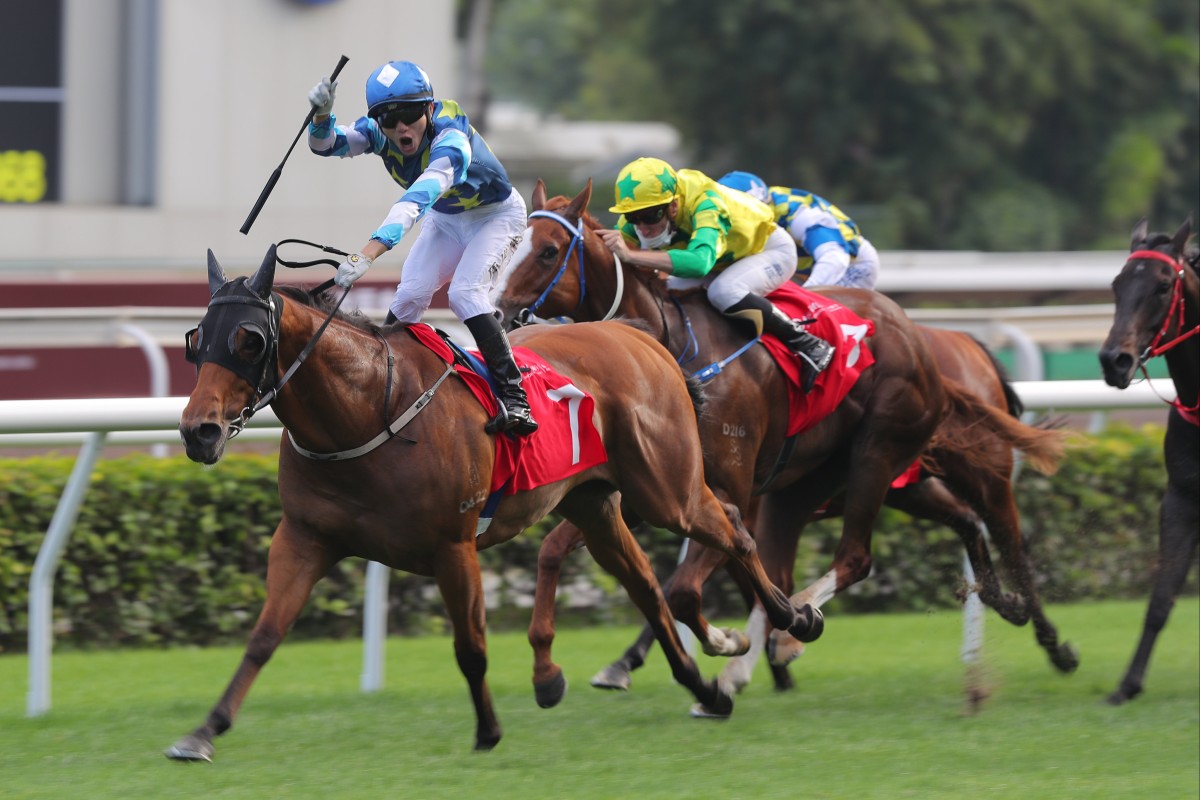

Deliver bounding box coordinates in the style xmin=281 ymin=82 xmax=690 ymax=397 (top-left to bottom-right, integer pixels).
xmin=373 ymin=103 xmax=427 ymax=129
xmin=625 ymin=204 xmax=669 ymax=226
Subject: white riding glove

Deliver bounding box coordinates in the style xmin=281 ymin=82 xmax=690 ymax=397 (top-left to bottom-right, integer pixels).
xmin=334 ymin=252 xmax=372 ymax=289
xmin=308 ymin=76 xmax=337 ymax=117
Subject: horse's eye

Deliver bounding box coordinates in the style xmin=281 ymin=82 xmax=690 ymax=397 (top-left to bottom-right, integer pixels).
xmin=538 ymin=246 xmax=558 ymax=262
xmin=1156 ymin=280 xmax=1172 ymax=295
xmin=230 ymin=326 xmax=267 ymax=363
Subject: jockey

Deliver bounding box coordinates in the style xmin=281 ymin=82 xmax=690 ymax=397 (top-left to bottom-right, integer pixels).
xmin=718 ymin=171 xmax=881 ymax=290
xmin=306 ymin=60 xmax=536 ymax=436
xmin=597 ymin=157 xmax=834 ymax=392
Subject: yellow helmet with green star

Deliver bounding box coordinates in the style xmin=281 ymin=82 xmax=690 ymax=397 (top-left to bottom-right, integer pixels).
xmin=610 ymin=157 xmax=679 ymax=214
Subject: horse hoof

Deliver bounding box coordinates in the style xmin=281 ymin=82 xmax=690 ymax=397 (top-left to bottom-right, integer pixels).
xmin=689 ymin=693 xmax=733 ymax=719
xmin=474 ymin=732 xmax=502 ymax=751
xmin=534 ymin=670 xmax=568 ymax=708
xmin=590 ymin=663 xmax=632 ymax=691
xmin=1052 ymin=642 xmax=1080 ymax=674
xmin=788 ymin=604 xmax=824 ymax=643
xmin=164 ymin=734 xmax=214 ymax=762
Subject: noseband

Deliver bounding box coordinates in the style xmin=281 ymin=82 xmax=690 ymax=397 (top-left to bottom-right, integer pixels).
xmin=515 ymin=209 xmax=624 ymax=326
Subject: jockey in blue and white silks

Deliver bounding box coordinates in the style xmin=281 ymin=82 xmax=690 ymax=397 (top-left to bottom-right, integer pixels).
xmin=306 ymin=59 xmax=536 ymax=435
xmin=718 ymin=171 xmax=881 ymax=290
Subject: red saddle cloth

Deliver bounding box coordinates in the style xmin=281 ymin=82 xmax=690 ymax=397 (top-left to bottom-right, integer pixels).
xmin=406 ymin=324 xmax=608 ymax=494
xmin=763 ymin=283 xmax=877 ymax=437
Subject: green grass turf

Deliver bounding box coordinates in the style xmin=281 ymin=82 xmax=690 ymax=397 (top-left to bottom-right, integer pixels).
xmin=0 ymin=598 xmax=1195 ymax=800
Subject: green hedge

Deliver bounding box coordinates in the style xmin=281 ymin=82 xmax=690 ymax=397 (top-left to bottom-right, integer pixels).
xmin=0 ymin=424 xmax=1193 ymax=652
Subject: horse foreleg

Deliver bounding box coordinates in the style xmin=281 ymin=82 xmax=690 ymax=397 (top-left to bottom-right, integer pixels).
xmin=529 ymin=519 xmax=586 ymax=707
xmin=781 ymin=459 xmax=897 ymax=654
xmin=658 ymin=494 xmax=804 ymax=643
xmin=165 ymin=519 xmax=334 ymax=762
xmin=662 ymin=542 xmax=753 ymax=657
xmin=436 ymin=539 xmax=502 ymax=751
xmin=1109 ymin=481 xmax=1199 ymax=704
xmin=559 ymin=486 xmax=731 ymax=717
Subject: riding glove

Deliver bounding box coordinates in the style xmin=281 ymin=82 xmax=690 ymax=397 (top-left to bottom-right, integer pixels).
xmin=308 ymin=76 xmax=337 ymax=117
xmin=335 ymin=252 xmax=372 ymax=289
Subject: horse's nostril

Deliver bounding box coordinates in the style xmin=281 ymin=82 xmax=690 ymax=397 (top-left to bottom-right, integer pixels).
xmin=182 ymin=422 xmax=224 ymax=448
xmin=195 ymin=423 xmax=223 ymax=446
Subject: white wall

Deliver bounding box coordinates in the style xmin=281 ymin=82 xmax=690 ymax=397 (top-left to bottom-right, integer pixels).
xmin=1 ymin=0 xmax=455 ymax=271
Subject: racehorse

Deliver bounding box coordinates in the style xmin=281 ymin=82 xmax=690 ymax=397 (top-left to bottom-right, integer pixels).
xmin=1099 ymin=215 xmax=1199 ymax=705
xmin=493 ymin=180 xmax=1075 ymax=708
xmin=166 ymin=246 xmax=811 ymax=760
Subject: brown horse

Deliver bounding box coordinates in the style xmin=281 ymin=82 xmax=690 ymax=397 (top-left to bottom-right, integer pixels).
xmin=493 ymin=181 xmax=1074 ymax=709
xmin=166 ymin=246 xmax=809 ymax=760
xmin=1099 ymin=216 xmax=1199 ymax=705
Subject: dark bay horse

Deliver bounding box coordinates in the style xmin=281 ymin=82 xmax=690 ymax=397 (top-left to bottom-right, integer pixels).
xmin=166 ymin=246 xmax=809 ymax=760
xmin=493 ymin=181 xmax=1075 ymax=708
xmin=1099 ymin=216 xmax=1199 ymax=705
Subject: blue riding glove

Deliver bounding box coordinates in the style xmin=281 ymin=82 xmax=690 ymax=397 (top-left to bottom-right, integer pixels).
xmin=334 ymin=252 xmax=372 ymax=289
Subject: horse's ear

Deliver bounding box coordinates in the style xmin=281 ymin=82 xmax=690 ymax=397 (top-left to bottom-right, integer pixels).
xmin=531 ymin=179 xmax=547 ymax=212
xmin=566 ymin=179 xmax=593 ymax=220
xmin=1171 ymin=213 xmax=1193 ymax=255
xmin=1129 ymin=217 xmax=1149 ymax=250
xmin=207 ymin=249 xmax=227 ymax=294
xmin=247 ymin=245 xmax=278 ymax=297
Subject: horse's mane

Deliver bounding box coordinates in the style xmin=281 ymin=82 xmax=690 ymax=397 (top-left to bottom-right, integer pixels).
xmin=276 ymin=285 xmax=382 ymax=333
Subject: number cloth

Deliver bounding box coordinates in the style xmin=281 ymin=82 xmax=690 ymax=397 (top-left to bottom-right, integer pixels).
xmin=762 ymin=282 xmax=877 ymax=436
xmin=406 ymin=324 xmax=607 ymax=493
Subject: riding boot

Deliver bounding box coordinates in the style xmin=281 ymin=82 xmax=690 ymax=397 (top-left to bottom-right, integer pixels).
xmin=464 ymin=313 xmax=539 ymax=436
xmin=724 ymin=294 xmax=835 ymax=393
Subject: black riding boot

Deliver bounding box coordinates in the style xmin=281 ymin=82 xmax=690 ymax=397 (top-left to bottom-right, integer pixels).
xmin=464 ymin=313 xmax=539 ymax=436
xmin=724 ymin=294 xmax=835 ymax=393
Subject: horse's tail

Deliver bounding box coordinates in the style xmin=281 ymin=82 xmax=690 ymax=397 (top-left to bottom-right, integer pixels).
xmin=966 ymin=334 xmax=1025 ymax=418
xmin=931 ymin=377 xmax=1066 ymax=477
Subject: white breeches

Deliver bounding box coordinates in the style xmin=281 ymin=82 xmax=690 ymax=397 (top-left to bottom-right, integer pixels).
xmin=389 ymin=190 xmax=528 ymax=323
xmin=666 ymin=227 xmax=798 ymax=311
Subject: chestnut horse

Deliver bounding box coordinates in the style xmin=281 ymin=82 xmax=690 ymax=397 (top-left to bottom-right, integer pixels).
xmin=166 ymin=246 xmax=809 ymax=760
xmin=493 ymin=181 xmax=1075 ymax=710
xmin=1099 ymin=216 xmax=1199 ymax=705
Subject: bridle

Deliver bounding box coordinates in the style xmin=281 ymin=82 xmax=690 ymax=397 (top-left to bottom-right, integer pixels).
xmin=186 ymin=277 xmax=351 ymax=440
xmin=1125 ymin=248 xmax=1200 ymax=421
xmin=514 ymin=209 xmax=624 ymax=326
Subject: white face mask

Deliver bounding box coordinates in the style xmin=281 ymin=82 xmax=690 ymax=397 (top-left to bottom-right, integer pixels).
xmin=636 ymin=224 xmax=674 ymax=250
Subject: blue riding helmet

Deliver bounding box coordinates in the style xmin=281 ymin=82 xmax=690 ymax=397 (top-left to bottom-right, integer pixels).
xmin=366 ymin=61 xmax=434 ymax=117
xmin=718 ymin=171 xmax=770 ymax=204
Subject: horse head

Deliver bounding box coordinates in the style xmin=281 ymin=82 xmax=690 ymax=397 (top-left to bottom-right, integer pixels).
xmin=1100 ymin=215 xmax=1196 ymax=389
xmin=493 ymin=179 xmax=609 ymax=330
xmin=180 ymin=246 xmax=281 ymax=463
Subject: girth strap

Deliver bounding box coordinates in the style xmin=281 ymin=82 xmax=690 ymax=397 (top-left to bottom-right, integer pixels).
xmin=288 ymin=361 xmax=455 ymax=461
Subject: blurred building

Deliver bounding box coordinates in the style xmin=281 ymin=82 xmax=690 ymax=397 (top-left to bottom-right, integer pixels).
xmin=0 ymin=0 xmax=459 ymax=271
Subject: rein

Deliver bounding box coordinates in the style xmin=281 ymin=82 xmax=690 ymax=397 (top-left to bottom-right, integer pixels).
xmin=224 ymin=239 xmax=454 ymax=457
xmin=517 ymin=210 xmax=624 ymax=325
xmin=1127 ymin=248 xmax=1200 ymax=421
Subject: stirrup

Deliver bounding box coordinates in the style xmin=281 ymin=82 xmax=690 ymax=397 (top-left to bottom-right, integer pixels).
xmin=484 ymin=404 xmax=539 ymax=436
xmin=506 ymin=406 xmax=539 ymax=436
xmin=795 ymin=345 xmax=835 ymax=394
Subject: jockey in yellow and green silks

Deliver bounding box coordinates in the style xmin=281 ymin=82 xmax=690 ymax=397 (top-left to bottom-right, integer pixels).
xmin=595 ymin=157 xmax=834 ymax=391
